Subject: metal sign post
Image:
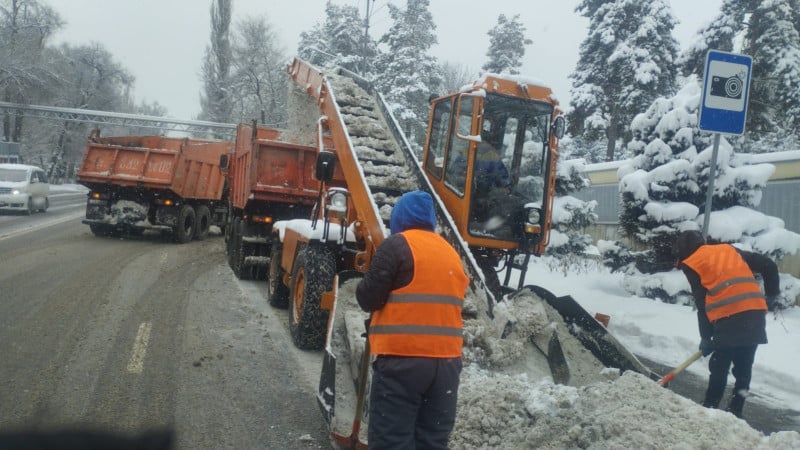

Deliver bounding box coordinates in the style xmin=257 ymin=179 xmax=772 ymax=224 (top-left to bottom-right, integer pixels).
xmin=698 ymin=50 xmax=753 ymax=239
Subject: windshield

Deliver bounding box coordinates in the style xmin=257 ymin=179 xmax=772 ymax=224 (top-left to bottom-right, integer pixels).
xmin=469 ymin=93 xmax=553 ymax=241
xmin=0 ymin=168 xmax=28 ymax=182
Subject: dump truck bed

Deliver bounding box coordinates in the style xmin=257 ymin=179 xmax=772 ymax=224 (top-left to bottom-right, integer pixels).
xmin=77 ymin=135 xmax=230 ymax=201
xmin=228 ymin=124 xmax=321 ymax=210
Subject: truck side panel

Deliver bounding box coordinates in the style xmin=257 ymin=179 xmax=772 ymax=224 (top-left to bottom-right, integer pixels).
xmin=77 ymin=136 xmax=230 ymax=201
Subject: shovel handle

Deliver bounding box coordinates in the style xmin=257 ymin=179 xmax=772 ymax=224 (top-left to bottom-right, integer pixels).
xmin=657 ymin=350 xmax=703 ymax=386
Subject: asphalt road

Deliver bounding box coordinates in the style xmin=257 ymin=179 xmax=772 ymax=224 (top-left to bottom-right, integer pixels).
xmin=0 ymin=192 xmax=329 ymax=449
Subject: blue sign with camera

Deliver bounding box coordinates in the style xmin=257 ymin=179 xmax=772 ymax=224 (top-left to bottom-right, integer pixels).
xmin=699 ymin=50 xmax=752 ymax=135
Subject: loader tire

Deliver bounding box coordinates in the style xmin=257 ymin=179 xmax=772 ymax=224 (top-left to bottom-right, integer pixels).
xmin=230 ymin=218 xmax=252 ymax=279
xmin=194 ymin=205 xmax=211 ymax=241
xmin=174 ymin=204 xmax=196 ymax=243
xmin=289 ymin=244 xmax=335 ymax=350
xmin=267 ymin=239 xmax=289 ymax=309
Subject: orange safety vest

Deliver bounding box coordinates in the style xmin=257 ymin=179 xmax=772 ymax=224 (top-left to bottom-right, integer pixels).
xmin=368 ymin=229 xmax=469 ymax=358
xmin=682 ymin=244 xmax=767 ymax=322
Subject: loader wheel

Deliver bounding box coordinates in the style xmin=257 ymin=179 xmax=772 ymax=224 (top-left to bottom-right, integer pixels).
xmin=230 ymin=218 xmax=252 ymax=279
xmin=174 ymin=204 xmax=196 ymax=243
xmin=267 ymin=239 xmax=289 ymax=309
xmin=194 ymin=205 xmax=211 ymax=241
xmin=289 ymin=244 xmax=335 ymax=350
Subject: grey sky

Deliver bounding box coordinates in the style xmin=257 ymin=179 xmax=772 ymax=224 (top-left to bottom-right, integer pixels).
xmin=46 ymin=0 xmax=723 ymax=120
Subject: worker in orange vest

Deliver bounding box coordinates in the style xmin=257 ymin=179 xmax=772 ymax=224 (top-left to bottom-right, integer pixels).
xmin=356 ymin=190 xmax=469 ymax=449
xmin=674 ymin=230 xmax=780 ymax=418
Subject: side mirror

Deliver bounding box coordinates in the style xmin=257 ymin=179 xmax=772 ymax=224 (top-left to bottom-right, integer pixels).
xmin=552 ymin=116 xmax=566 ymax=140
xmin=219 ymin=154 xmax=229 ymax=171
xmin=316 ymin=151 xmax=337 ymax=183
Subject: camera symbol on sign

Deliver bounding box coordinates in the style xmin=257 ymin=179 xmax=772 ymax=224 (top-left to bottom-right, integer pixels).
xmin=710 ymin=73 xmax=744 ymax=99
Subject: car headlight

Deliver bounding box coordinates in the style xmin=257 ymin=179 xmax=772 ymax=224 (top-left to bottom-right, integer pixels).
xmin=12 ymin=189 xmax=20 ymax=195
xmin=527 ymin=208 xmax=541 ymax=224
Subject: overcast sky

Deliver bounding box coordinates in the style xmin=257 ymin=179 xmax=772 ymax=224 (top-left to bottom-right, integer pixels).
xmin=46 ymin=0 xmax=723 ymax=120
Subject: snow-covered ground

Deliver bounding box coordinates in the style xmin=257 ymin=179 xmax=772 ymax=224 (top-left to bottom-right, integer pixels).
xmin=516 ymin=256 xmax=800 ymax=412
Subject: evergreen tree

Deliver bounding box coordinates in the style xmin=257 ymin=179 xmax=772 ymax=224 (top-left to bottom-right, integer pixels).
xmin=482 ymin=14 xmax=531 ymax=75
xmin=568 ymin=0 xmax=680 ymax=161
xmin=297 ymin=1 xmax=377 ymax=76
xmin=375 ymin=0 xmax=441 ymax=150
xmin=547 ymin=159 xmax=597 ymax=257
xmin=612 ymin=77 xmax=800 ymax=304
xmin=677 ymin=0 xmax=748 ymax=77
xmin=679 ymin=0 xmax=800 ymax=146
xmin=744 ymin=0 xmax=800 ymax=135
xmin=200 ymin=0 xmax=234 ymax=128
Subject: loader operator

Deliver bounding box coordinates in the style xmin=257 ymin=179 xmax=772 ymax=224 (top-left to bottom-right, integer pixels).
xmin=674 ymin=230 xmax=779 ymax=418
xmin=356 ymin=190 xmax=469 ymax=449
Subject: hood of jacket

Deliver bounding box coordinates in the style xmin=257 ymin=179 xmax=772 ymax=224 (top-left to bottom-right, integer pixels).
xmin=390 ymin=190 xmax=436 ymax=235
xmin=674 ymin=230 xmax=705 ymax=262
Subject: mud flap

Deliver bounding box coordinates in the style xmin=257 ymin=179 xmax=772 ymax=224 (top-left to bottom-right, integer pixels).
xmin=523 ymin=285 xmax=658 ymax=380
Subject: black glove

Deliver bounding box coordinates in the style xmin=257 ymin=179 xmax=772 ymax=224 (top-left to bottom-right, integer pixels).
xmin=766 ymin=296 xmax=778 ymax=312
xmin=699 ymin=339 xmax=714 ymax=357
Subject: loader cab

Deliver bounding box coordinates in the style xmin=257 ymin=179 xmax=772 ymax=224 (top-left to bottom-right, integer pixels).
xmin=422 ymin=76 xmax=563 ymax=290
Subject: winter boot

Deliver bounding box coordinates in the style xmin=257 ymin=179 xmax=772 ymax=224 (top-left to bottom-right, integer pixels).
xmin=726 ymin=394 xmax=746 ymax=418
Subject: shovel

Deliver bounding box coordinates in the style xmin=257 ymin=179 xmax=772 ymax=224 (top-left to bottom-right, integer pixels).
xmin=656 ymin=350 xmax=703 ymax=386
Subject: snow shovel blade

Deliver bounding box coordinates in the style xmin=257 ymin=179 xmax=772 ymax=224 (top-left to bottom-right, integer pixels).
xmin=530 ymin=330 xmax=570 ymax=385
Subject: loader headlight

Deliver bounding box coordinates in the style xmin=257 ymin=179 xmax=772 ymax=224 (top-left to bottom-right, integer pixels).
xmin=527 ymin=208 xmax=541 ymax=224
xmin=330 ymin=192 xmax=347 ymax=213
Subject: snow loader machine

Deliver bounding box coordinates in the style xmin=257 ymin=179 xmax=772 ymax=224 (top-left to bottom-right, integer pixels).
xmin=271 ymin=58 xmax=656 ymax=448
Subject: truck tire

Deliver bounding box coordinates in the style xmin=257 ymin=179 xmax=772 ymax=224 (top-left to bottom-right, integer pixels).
xmin=174 ymin=204 xmax=196 ymax=243
xmin=195 ymin=205 xmax=211 ymax=241
xmin=231 ymin=218 xmax=251 ymax=279
xmin=289 ymin=244 xmax=335 ymax=350
xmin=89 ymin=223 xmax=113 ymax=237
xmin=267 ymin=239 xmax=289 ymax=308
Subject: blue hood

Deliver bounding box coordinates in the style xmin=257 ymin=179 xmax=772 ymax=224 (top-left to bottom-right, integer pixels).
xmin=390 ymin=190 xmax=436 ymax=235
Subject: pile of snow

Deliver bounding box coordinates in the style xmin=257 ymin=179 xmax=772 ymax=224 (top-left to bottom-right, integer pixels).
xmin=452 ymin=369 xmax=800 ymax=449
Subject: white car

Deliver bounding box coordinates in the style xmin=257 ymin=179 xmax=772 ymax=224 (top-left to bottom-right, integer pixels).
xmin=0 ymin=163 xmax=50 ymax=214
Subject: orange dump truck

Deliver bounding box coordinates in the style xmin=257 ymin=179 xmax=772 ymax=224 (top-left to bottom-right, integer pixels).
xmin=224 ymin=123 xmax=335 ymax=279
xmin=77 ymin=130 xmax=232 ymax=242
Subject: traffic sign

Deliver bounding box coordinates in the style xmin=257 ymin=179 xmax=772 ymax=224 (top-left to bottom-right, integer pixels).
xmin=698 ymin=50 xmax=752 ymax=135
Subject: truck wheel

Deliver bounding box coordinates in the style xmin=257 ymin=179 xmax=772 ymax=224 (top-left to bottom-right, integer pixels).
xmin=89 ymin=223 xmax=113 ymax=237
xmin=267 ymin=239 xmax=289 ymax=308
xmin=289 ymin=244 xmax=335 ymax=350
xmin=231 ymin=218 xmax=251 ymax=279
xmin=174 ymin=204 xmax=196 ymax=243
xmin=195 ymin=205 xmax=211 ymax=241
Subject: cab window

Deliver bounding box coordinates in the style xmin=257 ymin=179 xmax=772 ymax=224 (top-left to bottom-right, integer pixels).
xmin=443 ymin=96 xmax=474 ymax=196
xmin=424 ymin=98 xmax=452 ymax=180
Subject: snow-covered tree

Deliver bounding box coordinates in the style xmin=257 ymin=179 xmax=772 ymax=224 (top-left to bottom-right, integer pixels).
xmin=568 ymin=0 xmax=680 ymax=161
xmin=744 ymin=0 xmax=800 ymax=135
xmin=297 ymin=1 xmax=378 ymax=76
xmin=609 ymin=76 xmax=800 ymax=305
xmin=231 ymin=15 xmax=288 ymax=127
xmin=547 ymin=159 xmax=598 ymax=257
xmin=680 ymin=0 xmax=800 ymax=147
xmin=482 ymin=14 xmax=531 ymax=75
xmin=375 ymin=0 xmax=441 ymax=151
xmin=200 ymin=0 xmax=234 ymax=129
xmin=0 ymin=0 xmax=62 ymax=142
xmin=439 ymin=60 xmax=475 ymax=94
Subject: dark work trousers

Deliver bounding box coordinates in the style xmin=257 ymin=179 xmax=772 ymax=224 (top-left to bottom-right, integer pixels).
xmin=368 ymin=356 xmax=462 ymax=450
xmin=703 ymin=345 xmax=758 ymax=413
